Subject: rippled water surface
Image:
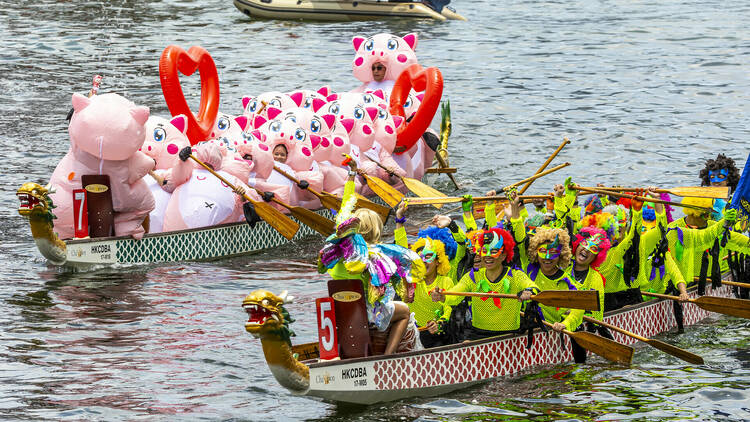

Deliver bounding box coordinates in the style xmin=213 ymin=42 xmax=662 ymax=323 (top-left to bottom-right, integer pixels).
xmin=1 ymin=0 xmax=749 ymax=420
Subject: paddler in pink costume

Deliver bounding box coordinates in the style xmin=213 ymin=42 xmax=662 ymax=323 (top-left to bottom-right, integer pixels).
xmin=349 ymin=33 xmax=419 ymax=94
xmin=161 ymin=142 xmax=258 ymax=231
xmin=49 ymin=93 xmax=155 ymax=240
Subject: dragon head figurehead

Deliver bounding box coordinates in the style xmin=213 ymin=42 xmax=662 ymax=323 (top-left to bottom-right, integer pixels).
xmin=17 ymin=182 xmax=56 ymax=221
xmin=242 ymin=289 xmax=296 ymax=344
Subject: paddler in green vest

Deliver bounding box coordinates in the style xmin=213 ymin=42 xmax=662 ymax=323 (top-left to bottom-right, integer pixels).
xmin=430 ymin=227 xmax=539 ymax=340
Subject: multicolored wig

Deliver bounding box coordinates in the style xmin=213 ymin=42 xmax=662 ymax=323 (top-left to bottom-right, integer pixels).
xmin=528 ymin=227 xmax=572 ymax=268
xmin=681 ymin=196 xmax=714 ymax=218
xmin=411 ymin=238 xmax=451 ymax=276
xmin=417 ymin=226 xmax=458 ymax=260
xmin=475 ymin=227 xmax=515 ymax=263
xmin=700 ymin=153 xmax=740 ymax=191
xmin=572 ymin=226 xmax=612 ymax=268
xmin=580 ymin=211 xmax=618 ymax=242
xmin=465 ymin=229 xmax=483 ymax=254
xmin=583 ymin=195 xmax=603 ymax=216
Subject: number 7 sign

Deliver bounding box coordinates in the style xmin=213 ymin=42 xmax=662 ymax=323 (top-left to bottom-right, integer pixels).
xmin=72 ymin=189 xmax=89 ymax=238
xmin=315 ymin=298 xmax=339 ymax=360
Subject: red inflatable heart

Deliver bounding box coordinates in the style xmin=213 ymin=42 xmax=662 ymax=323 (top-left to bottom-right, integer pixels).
xmin=389 ymin=64 xmax=443 ymax=154
xmin=159 ymin=45 xmax=220 ymax=145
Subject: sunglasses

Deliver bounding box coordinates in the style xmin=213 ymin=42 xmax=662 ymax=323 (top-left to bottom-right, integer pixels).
xmin=372 ymin=65 xmax=385 ymax=71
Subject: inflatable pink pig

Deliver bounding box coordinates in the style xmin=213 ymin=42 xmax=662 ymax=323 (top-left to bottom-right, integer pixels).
xmin=362 ymin=98 xmax=409 ymax=191
xmin=350 ymin=33 xmax=419 ymax=94
xmin=241 ymin=91 xmax=296 ymax=123
xmin=48 ymin=93 xmax=154 ymax=240
xmin=162 ymin=142 xmax=259 ymax=231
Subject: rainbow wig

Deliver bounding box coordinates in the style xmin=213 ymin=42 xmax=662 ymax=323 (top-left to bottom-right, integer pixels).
xmin=580 ymin=211 xmax=618 ymax=242
xmin=681 ymin=196 xmax=714 ymax=217
xmin=583 ymin=195 xmax=603 ymax=216
xmin=465 ymin=229 xmax=483 ymax=254
xmin=572 ymin=226 xmax=612 ymax=268
xmin=528 ymin=227 xmax=572 ymax=268
xmin=476 ymin=228 xmax=516 ymax=263
xmin=417 ymin=226 xmax=458 ymax=260
xmin=411 ymin=238 xmax=451 ymax=276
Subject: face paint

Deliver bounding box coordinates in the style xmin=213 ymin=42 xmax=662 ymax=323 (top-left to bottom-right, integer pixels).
xmin=538 ymin=235 xmax=562 ymax=260
xmin=480 ymin=232 xmax=504 ymax=258
xmin=419 ymin=239 xmax=437 ymax=263
xmin=709 ymin=168 xmax=728 ymax=184
xmin=583 ymin=232 xmax=605 ymax=254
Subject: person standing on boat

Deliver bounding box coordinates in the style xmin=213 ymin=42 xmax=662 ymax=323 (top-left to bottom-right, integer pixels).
xmin=318 ymin=158 xmax=424 ymax=355
xmin=430 ymin=227 xmax=539 ymax=341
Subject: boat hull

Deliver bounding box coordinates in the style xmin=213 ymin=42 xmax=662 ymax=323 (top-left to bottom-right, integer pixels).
xmin=233 ymin=0 xmax=464 ymax=21
xmin=302 ymin=285 xmax=731 ymax=404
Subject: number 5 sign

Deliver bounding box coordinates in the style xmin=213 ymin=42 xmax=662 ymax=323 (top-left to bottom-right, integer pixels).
xmin=315 ymin=298 xmax=339 ymax=360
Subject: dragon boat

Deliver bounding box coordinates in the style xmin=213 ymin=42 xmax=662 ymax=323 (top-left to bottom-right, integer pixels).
xmin=242 ymin=283 xmax=734 ymax=405
xmin=233 ymin=0 xmax=466 ymax=22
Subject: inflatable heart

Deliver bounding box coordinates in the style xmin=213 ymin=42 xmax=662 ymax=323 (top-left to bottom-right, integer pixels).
xmin=389 ymin=64 xmax=443 ymax=154
xmin=159 ymin=45 xmax=220 ymax=146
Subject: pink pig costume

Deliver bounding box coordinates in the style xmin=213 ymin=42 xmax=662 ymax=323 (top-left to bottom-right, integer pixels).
xmin=350 ymin=33 xmax=419 ymax=94
xmin=49 ymin=93 xmax=155 ymax=240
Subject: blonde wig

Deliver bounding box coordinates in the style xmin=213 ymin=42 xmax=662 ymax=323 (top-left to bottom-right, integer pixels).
xmin=411 ymin=238 xmax=451 ymax=276
xmin=681 ymin=196 xmax=714 ymax=217
xmin=353 ymin=208 xmax=383 ymax=244
xmin=528 ymin=227 xmax=572 ymax=269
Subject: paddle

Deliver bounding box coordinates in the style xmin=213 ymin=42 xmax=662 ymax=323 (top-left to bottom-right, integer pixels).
xmin=573 ymin=186 xmax=713 ymax=212
xmin=365 ymin=155 xmax=447 ymax=208
xmin=187 ymin=154 xmax=300 ymax=240
xmin=246 ymin=186 xmax=335 ymax=237
xmin=592 ymin=185 xmax=729 ymax=199
xmin=504 ymin=162 xmax=571 ymax=192
xmin=519 ymin=311 xmax=634 ymax=364
xmin=693 ymin=276 xmax=750 ymax=289
xmin=404 ymin=194 xmax=552 ymax=206
xmin=440 ymin=289 xmax=599 ymax=311
xmin=519 ymin=138 xmax=570 ymax=194
xmin=641 ymin=291 xmax=750 ymax=319
xmin=581 ymin=315 xmax=704 ymax=364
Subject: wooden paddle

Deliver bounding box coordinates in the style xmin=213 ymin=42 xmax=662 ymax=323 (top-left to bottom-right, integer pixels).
xmin=641 ymin=291 xmax=750 ymax=319
xmin=187 ymin=154 xmax=300 ymax=240
xmin=573 ymin=186 xmax=713 ymax=212
xmin=519 ymin=138 xmax=570 ymax=194
xmin=592 ymin=185 xmax=729 ymax=199
xmin=504 ymin=162 xmax=571 ymax=191
xmin=693 ymin=276 xmax=750 ymax=289
xmin=441 ymin=289 xmax=599 ymax=311
xmin=404 ymin=194 xmax=552 ymax=206
xmin=520 ymin=311 xmax=634 ymax=364
xmin=356 ymin=169 xmax=405 ymax=208
xmin=246 ymin=186 xmax=335 ymax=237
xmin=581 ymin=315 xmax=704 ymax=365
xmin=365 ymin=155 xmax=447 ymax=208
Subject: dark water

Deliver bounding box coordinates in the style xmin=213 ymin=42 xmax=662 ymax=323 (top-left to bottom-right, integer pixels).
xmin=2 ymin=0 xmax=749 ymax=420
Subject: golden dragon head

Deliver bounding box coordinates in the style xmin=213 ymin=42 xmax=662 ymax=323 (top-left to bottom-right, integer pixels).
xmin=17 ymin=182 xmax=56 ymax=221
xmin=242 ymin=290 xmax=296 ymax=343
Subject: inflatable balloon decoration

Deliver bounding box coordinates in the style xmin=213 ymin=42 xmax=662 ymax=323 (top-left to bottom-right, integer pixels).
xmin=389 ymin=64 xmax=443 ymax=154
xmin=159 ymin=45 xmax=220 ymax=146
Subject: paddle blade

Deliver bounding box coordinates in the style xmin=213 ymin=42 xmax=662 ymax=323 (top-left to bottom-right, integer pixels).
xmin=646 ymin=339 xmax=705 ymax=365
xmin=695 ymin=296 xmax=750 ymax=319
xmin=252 ymin=200 xmax=300 ymax=240
xmin=534 ymin=290 xmax=600 ymax=312
xmin=571 ymin=331 xmax=633 ymax=364
xmin=363 ymin=175 xmax=405 ymax=208
xmin=670 ymin=186 xmax=729 ymax=199
xmin=289 ymin=206 xmax=336 ymax=237
xmin=404 ymin=196 xmax=461 ymax=206
xmin=402 ymin=177 xmax=446 ymax=209
xmin=354 ymin=194 xmax=392 ymax=223
xmin=318 ymin=192 xmax=343 ymax=211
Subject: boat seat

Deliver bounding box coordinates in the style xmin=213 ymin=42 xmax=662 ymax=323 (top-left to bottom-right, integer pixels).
xmin=327 ymin=279 xmax=371 ymax=359
xmin=81 ymin=174 xmax=115 ymax=238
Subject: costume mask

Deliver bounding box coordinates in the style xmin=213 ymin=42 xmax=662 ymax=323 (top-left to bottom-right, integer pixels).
xmin=480 ymin=232 xmax=503 ymax=258
xmin=419 ymin=238 xmax=436 ymax=263
xmin=538 ymin=235 xmax=562 ymax=260
xmin=583 ymin=232 xmax=605 ymax=254
xmin=709 ymin=168 xmax=728 ymax=184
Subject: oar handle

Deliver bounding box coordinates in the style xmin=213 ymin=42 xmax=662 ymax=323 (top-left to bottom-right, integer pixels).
xmin=246 ymin=184 xmax=292 ymax=210
xmin=640 ymin=290 xmax=691 ymax=303
xmin=581 ymin=315 xmax=647 ymax=342
xmin=148 ymin=170 xmax=166 ymax=186
xmin=574 ymin=186 xmax=711 ymax=212
xmin=519 ymin=138 xmax=570 ymax=194
xmin=519 ymin=311 xmax=573 ymax=335
xmin=504 ymin=162 xmax=571 ymax=190
xmin=188 ymin=154 xmax=255 ymax=204
xmin=272 ymin=165 xmax=325 ymax=199
xmin=442 ymin=291 xmax=518 ymax=299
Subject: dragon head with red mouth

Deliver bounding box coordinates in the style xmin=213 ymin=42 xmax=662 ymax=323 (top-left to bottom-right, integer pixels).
xmin=242 ymin=289 xmax=295 ymax=343
xmin=17 ymin=182 xmax=56 ymax=222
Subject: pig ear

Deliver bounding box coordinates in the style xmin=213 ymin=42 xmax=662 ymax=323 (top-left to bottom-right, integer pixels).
xmin=242 ymin=96 xmax=252 ymax=110
xmin=130 ymin=106 xmax=150 ymax=126
xmin=170 ymin=114 xmax=189 ymax=134
xmin=416 ymin=93 xmax=425 ymax=102
xmin=326 ymin=94 xmax=339 ymax=102
xmin=252 ymin=115 xmax=267 ymax=129
xmin=340 ymin=118 xmax=355 ymax=134
xmin=289 ymin=92 xmax=304 ymax=107
xmin=321 ymin=114 xmax=336 ymax=130
xmin=402 ymin=33 xmax=418 ymax=51
xmin=352 ymin=36 xmax=366 ymax=51
xmin=234 ymin=116 xmax=249 ymax=131
xmin=392 ymin=115 xmax=404 ymax=129
xmin=71 ymin=93 xmax=91 ymax=112
xmin=311 ymin=98 xmax=326 ymax=113
xmin=317 ymin=86 xmax=330 ymax=97
xmin=266 ymin=107 xmax=282 ymax=120
xmin=372 ymin=89 xmax=385 ymax=100
xmin=365 ymin=107 xmax=378 ymax=121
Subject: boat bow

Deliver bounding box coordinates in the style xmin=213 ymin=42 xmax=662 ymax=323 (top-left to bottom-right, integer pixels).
xmin=17 ymin=182 xmax=67 ymax=265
